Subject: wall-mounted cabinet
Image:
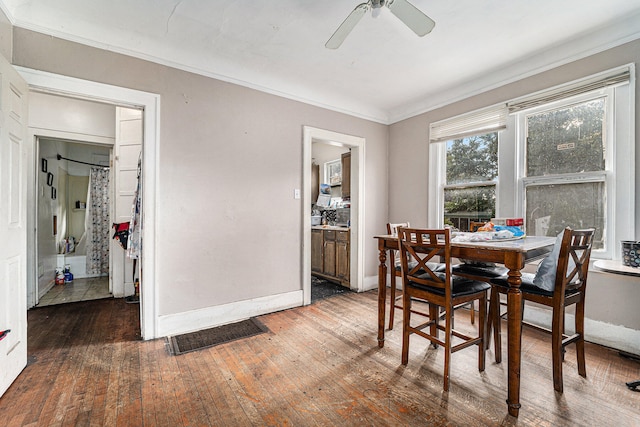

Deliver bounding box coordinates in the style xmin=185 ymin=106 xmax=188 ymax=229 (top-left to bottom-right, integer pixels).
xmin=311 ymin=163 xmax=319 ymax=204
xmin=311 ymin=228 xmax=350 ymax=287
xmin=341 ymin=152 xmax=351 ymax=200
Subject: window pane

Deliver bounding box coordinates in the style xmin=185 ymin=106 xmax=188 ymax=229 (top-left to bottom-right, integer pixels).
xmin=446 ymin=133 xmax=498 ymax=185
xmin=525 ymin=182 xmax=604 ymax=249
xmin=526 ymin=98 xmax=605 ymax=177
xmin=444 ymin=186 xmax=495 ymax=231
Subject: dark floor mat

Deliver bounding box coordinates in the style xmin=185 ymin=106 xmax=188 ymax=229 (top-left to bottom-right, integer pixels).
xmin=167 ymin=318 xmax=268 ymax=355
xmin=311 ymin=276 xmax=351 ymax=302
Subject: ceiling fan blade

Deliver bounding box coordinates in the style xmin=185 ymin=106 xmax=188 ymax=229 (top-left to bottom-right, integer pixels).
xmin=325 ymin=3 xmax=369 ymax=49
xmin=386 ymin=0 xmax=435 ymax=37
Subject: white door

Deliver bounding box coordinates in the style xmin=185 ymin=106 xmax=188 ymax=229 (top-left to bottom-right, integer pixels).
xmin=110 ymin=107 xmax=142 ymax=297
xmin=0 ymin=54 xmax=29 ymax=397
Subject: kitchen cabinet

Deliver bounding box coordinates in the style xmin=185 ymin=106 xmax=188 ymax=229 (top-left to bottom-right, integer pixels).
xmin=336 ymin=230 xmax=350 ymax=282
xmin=311 ymin=227 xmax=350 ymax=287
xmin=341 ymin=152 xmax=351 ymax=200
xmin=311 ymin=229 xmax=323 ymax=273
xmin=323 ymin=230 xmax=337 ymax=276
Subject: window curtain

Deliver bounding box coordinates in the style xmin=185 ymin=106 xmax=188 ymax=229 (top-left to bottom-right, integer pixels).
xmin=85 ymin=167 xmax=110 ymax=275
xmin=429 ymin=104 xmax=508 ymax=143
xmin=507 ymin=67 xmax=631 ymax=113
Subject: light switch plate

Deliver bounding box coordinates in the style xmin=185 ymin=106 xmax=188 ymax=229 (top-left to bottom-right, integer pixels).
xmin=294 ymin=189 xmax=301 ymax=199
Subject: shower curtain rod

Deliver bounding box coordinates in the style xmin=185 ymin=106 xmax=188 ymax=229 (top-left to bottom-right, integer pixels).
xmin=56 ymin=154 xmax=109 ymax=168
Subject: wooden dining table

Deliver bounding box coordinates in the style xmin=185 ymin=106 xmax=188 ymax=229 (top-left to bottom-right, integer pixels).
xmin=374 ymin=233 xmax=556 ymax=417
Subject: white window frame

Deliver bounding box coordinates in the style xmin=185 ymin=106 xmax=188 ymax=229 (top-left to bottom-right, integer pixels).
xmin=429 ymin=65 xmax=635 ymax=260
xmin=515 ymin=91 xmax=609 ymax=255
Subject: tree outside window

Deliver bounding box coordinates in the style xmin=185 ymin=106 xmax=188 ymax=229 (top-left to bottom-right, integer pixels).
xmin=524 ymin=98 xmax=606 ymax=248
xmin=444 ymin=132 xmax=498 ymax=230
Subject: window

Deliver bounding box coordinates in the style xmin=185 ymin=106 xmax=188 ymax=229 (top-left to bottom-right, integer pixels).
xmin=324 ymin=159 xmax=342 ymax=186
xmin=429 ymin=65 xmax=634 ymax=259
xmin=522 ymin=96 xmax=607 ymax=249
xmin=444 ymin=132 xmax=498 ymax=230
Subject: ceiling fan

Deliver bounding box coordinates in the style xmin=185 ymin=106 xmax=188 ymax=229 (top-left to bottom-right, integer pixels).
xmin=325 ymin=0 xmax=435 ymax=49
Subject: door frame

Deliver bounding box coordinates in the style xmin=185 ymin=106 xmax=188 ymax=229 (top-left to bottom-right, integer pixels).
xmin=18 ymin=66 xmax=160 ymax=340
xmin=302 ymin=126 xmax=365 ymax=305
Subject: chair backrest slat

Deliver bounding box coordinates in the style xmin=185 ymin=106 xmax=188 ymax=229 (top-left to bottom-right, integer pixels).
xmin=387 ymin=222 xmax=410 ymax=267
xmin=387 ymin=222 xmax=410 ymax=236
xmin=554 ymin=227 xmax=596 ymax=297
xmin=397 ymin=227 xmax=451 ymax=293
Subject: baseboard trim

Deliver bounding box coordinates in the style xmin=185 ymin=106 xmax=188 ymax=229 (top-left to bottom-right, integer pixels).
xmin=524 ymin=305 xmax=640 ymax=356
xmin=38 ymin=279 xmax=55 ymax=300
xmin=362 ymin=274 xmax=379 ymax=292
xmin=157 ymin=290 xmax=303 ymax=338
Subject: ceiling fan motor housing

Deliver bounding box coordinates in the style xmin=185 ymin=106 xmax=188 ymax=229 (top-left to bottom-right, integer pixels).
xmin=325 ymin=0 xmax=434 ymax=49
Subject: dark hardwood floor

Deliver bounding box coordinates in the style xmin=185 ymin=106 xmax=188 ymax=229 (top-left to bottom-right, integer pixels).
xmin=1 ymin=291 xmax=639 ymax=426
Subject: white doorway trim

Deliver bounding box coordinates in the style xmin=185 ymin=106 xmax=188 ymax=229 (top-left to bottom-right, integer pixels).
xmin=16 ymin=66 xmax=160 ymax=340
xmin=302 ymin=126 xmax=365 ymax=305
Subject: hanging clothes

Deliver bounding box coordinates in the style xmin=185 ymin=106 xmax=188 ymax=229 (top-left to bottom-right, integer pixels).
xmin=112 ymin=222 xmax=130 ymax=249
xmin=127 ymin=154 xmax=142 ymax=260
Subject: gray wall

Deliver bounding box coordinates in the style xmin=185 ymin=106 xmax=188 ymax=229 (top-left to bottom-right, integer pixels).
xmin=11 ymin=28 xmax=389 ymax=317
xmin=0 ymin=5 xmax=11 ymax=61
xmin=388 ymin=39 xmax=640 ymax=332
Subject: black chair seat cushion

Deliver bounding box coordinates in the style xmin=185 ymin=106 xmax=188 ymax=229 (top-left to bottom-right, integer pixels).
xmin=395 ymin=260 xmax=446 ymax=273
xmin=453 ymin=263 xmax=508 ymax=278
xmin=409 ymin=272 xmax=490 ymax=297
xmin=491 ymin=273 xmax=581 ymax=297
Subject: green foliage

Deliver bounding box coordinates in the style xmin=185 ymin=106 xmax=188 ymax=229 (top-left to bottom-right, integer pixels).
xmin=446 ymin=133 xmax=498 ymax=184
xmin=445 ymin=132 xmax=497 ymax=216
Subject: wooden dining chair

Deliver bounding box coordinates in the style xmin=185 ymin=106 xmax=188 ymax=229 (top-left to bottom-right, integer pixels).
xmin=387 ymin=222 xmax=448 ymax=330
xmin=397 ymin=227 xmax=491 ymax=392
xmin=388 ymin=222 xmax=414 ymax=329
xmin=469 ymin=221 xmax=486 ymax=232
xmin=387 ymin=222 xmax=411 ymax=329
xmin=388 ymin=223 xmax=478 ymax=329
xmin=387 ymin=222 xmax=410 ymax=329
xmin=489 ymin=227 xmax=595 ymax=392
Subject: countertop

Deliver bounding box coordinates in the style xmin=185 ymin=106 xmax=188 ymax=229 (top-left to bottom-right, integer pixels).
xmin=312 ymin=225 xmax=350 ymax=231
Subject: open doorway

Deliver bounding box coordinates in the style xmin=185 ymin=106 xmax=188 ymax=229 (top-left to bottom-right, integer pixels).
xmin=28 ymin=94 xmax=143 ymax=311
xmin=19 ymin=66 xmax=160 ymax=339
xmin=310 ymin=142 xmax=352 ymax=303
xmin=36 ymin=138 xmax=113 ymax=306
xmin=302 ymin=126 xmax=365 ymax=306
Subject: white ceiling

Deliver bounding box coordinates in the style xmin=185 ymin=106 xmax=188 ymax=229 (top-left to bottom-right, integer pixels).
xmin=3 ymin=0 xmax=640 ymax=124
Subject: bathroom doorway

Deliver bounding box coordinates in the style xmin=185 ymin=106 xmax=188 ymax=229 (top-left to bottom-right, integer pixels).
xmin=30 ymin=97 xmax=144 ymax=309
xmin=36 ymin=138 xmax=113 ymax=306
xmin=20 ymin=67 xmax=159 ymax=339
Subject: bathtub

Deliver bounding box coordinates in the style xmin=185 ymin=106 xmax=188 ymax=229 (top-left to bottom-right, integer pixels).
xmin=58 ymin=253 xmax=90 ymax=279
xmin=57 ymin=235 xmax=104 ymax=279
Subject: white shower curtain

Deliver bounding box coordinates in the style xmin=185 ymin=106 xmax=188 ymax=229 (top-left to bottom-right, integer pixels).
xmin=85 ymin=167 xmax=110 ymax=275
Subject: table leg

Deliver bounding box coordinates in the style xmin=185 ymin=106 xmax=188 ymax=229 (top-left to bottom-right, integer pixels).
xmin=377 ymin=240 xmax=388 ymax=348
xmin=505 ymin=256 xmax=524 ymax=417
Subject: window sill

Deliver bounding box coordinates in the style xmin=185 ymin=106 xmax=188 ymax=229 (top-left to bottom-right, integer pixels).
xmin=593 ymin=260 xmax=640 ymax=277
